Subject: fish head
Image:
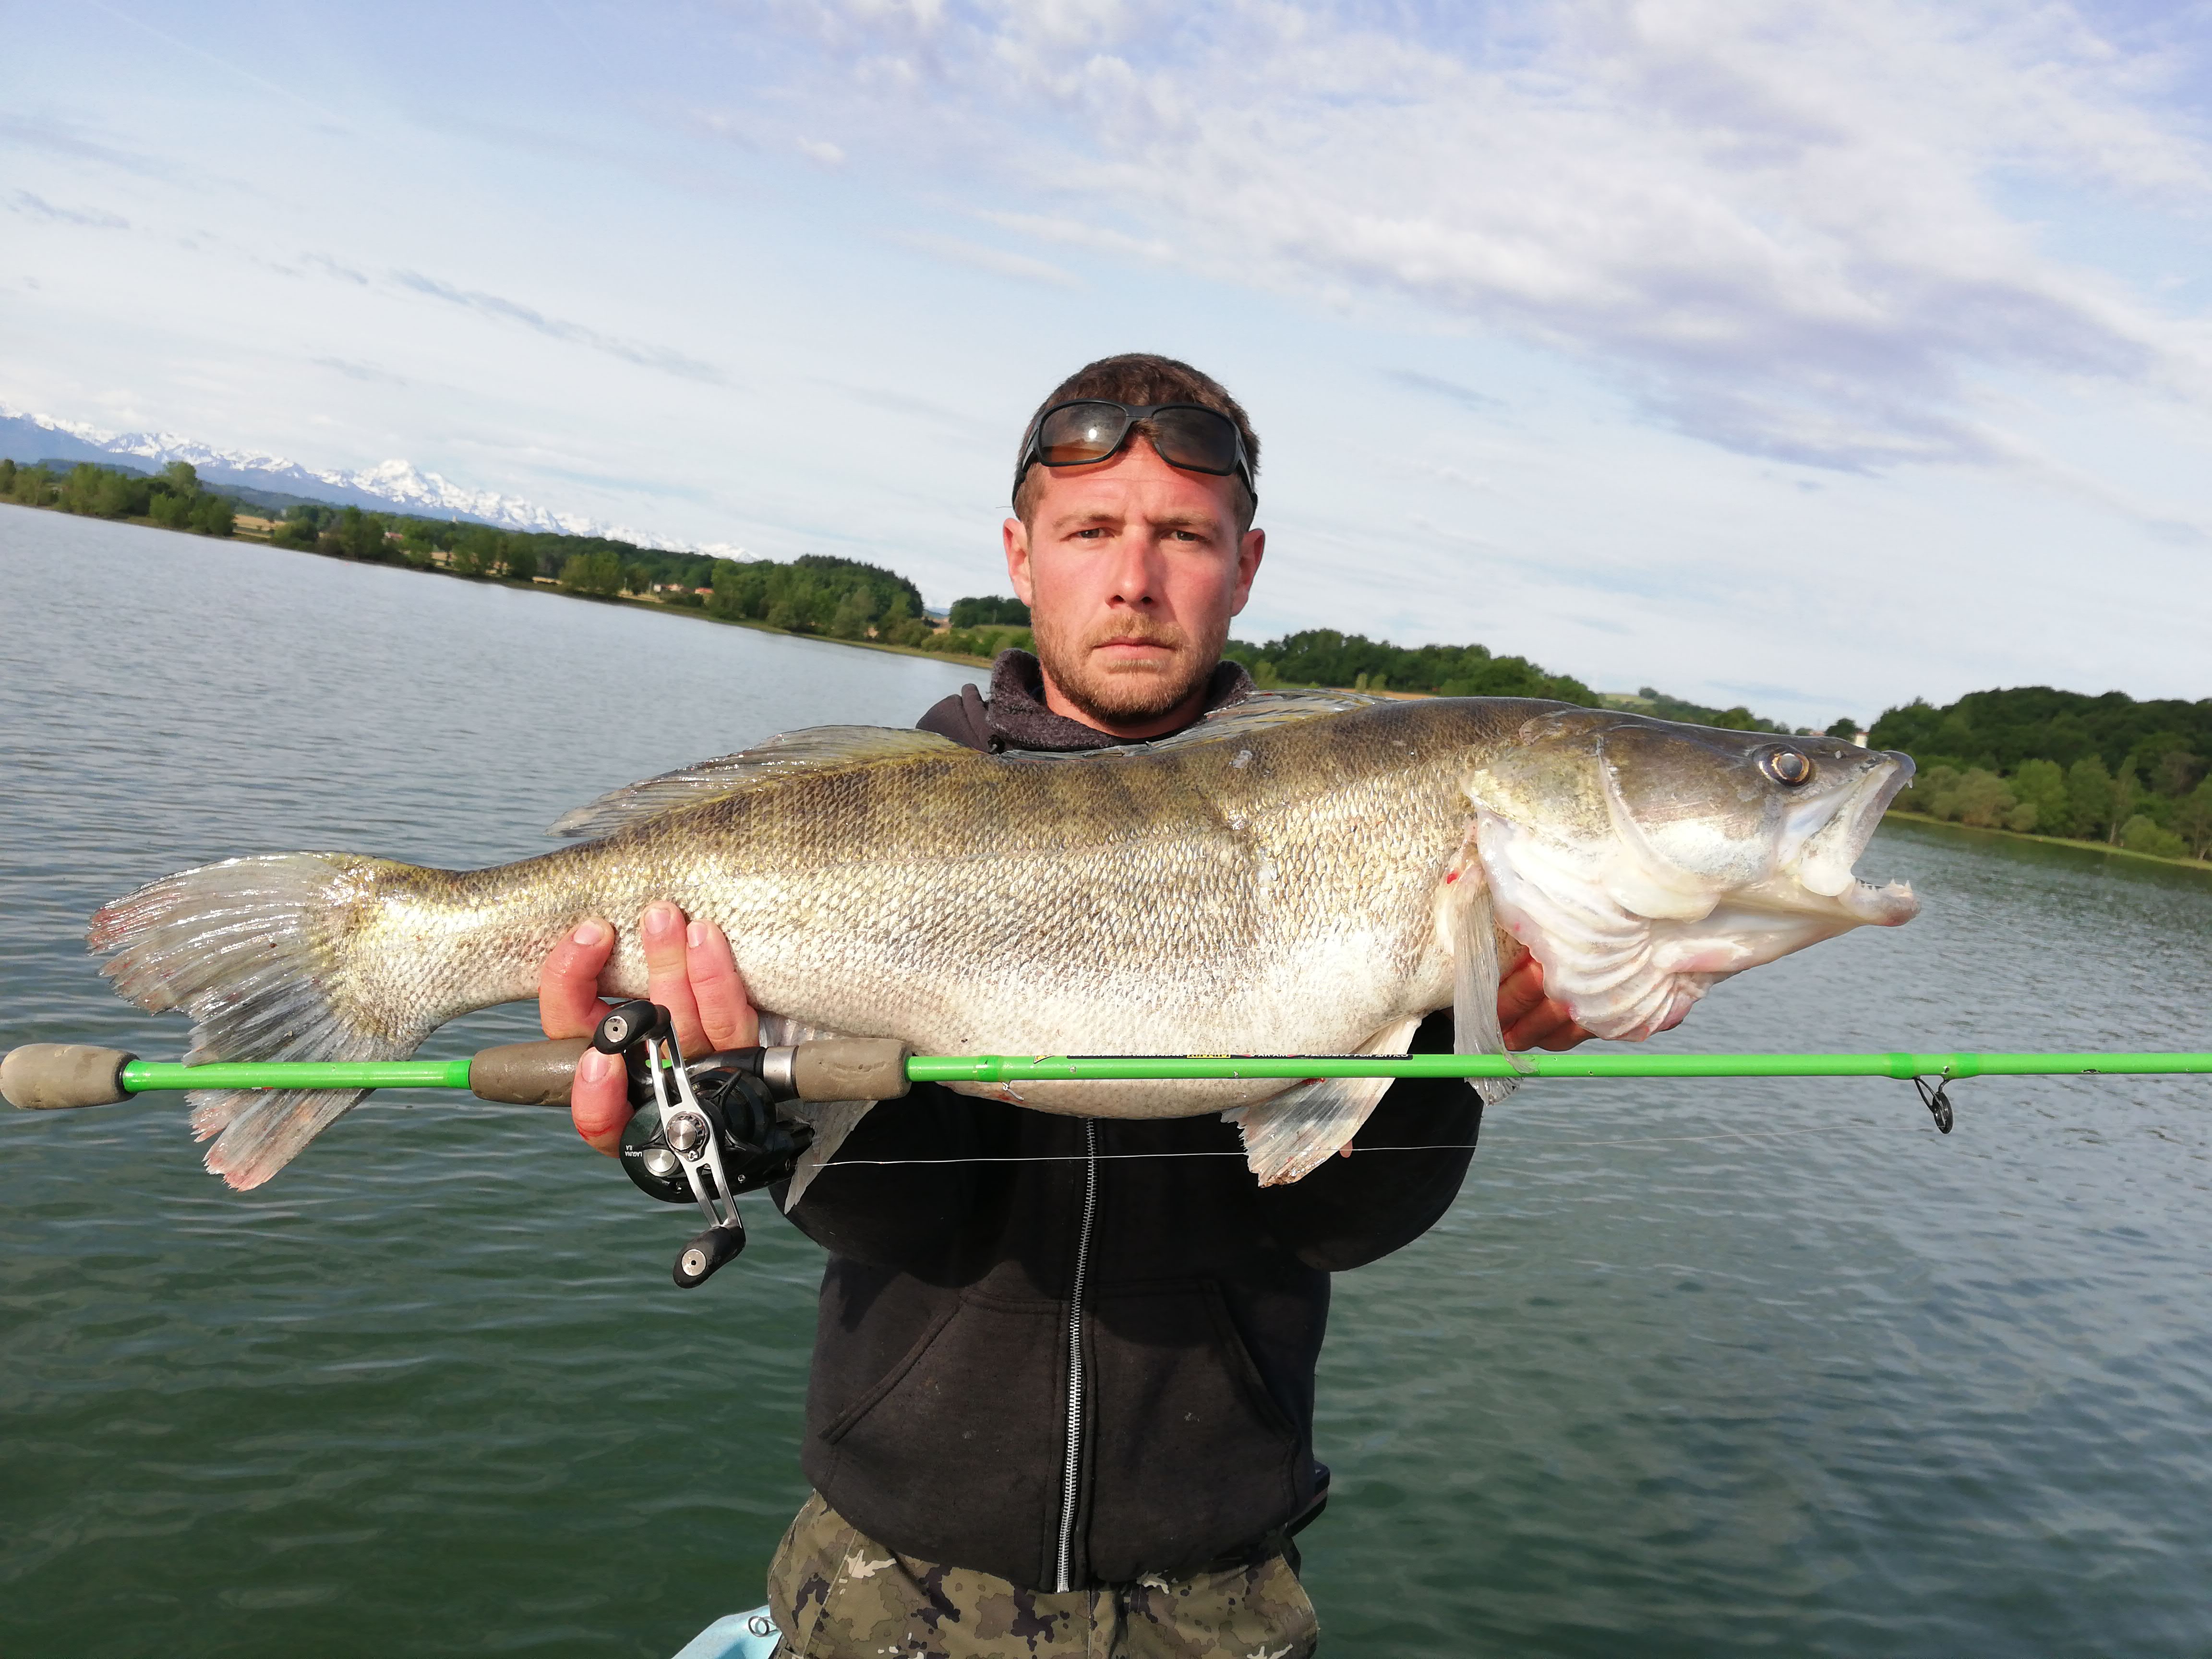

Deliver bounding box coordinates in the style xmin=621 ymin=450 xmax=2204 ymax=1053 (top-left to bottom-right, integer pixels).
xmin=1460 ymin=709 xmax=1919 ymax=1040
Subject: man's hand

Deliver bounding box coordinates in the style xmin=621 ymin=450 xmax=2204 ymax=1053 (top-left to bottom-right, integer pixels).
xmin=1498 ymin=954 xmax=1593 ymax=1052
xmin=539 ymin=903 xmax=757 ymax=1155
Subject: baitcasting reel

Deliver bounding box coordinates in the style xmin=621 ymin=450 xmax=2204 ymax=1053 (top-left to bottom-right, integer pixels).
xmin=590 ymin=1000 xmax=814 ymax=1289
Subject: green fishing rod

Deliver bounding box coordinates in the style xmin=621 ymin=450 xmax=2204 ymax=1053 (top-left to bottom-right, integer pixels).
xmin=7 ymin=1038 xmax=2211 ymax=1109
xmin=9 ymin=1018 xmax=2208 ymax=1287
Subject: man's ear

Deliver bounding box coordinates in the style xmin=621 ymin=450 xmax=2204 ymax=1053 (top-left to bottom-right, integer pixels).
xmin=1003 ymin=516 xmax=1037 ymax=606
xmin=1229 ymin=527 xmax=1265 ymax=616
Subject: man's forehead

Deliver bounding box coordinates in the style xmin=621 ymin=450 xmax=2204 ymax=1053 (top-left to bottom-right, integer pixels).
xmin=1030 ymin=442 xmax=1238 ymax=529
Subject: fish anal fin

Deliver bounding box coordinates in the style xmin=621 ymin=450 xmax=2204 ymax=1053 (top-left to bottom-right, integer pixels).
xmin=781 ymin=1099 xmax=875 ymax=1210
xmin=548 ymin=727 xmax=965 ymax=840
xmin=1227 ymin=1014 xmax=1423 ymax=1186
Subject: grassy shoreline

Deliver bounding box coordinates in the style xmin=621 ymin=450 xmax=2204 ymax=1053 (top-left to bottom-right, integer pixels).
xmin=1884 ymin=807 xmax=2212 ymax=875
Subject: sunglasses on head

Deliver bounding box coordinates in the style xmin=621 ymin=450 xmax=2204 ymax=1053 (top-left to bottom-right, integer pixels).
xmin=1014 ymin=400 xmax=1257 ymax=507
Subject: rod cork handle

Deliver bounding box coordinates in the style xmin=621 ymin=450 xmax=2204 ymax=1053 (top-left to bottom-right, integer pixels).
xmin=467 ymin=1037 xmax=591 ymax=1106
xmin=792 ymin=1038 xmax=913 ymax=1102
xmin=1 ymin=1044 xmax=138 ymax=1110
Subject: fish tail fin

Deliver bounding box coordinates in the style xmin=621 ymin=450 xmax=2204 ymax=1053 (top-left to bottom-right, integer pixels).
xmin=88 ymin=853 xmax=448 ymax=1190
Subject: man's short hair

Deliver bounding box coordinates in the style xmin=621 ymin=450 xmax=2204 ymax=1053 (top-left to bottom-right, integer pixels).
xmin=1012 ymin=353 xmax=1261 ymax=531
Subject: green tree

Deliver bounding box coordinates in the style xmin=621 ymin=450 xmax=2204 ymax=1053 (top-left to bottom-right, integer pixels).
xmin=2008 ymin=758 xmax=2070 ymax=837
xmin=2120 ymin=816 xmax=2186 ymax=859
xmin=2109 ymin=759 xmax=2140 ymax=844
xmin=0 ymin=459 xmax=14 ymax=494
xmin=188 ymin=493 xmax=234 ymax=537
xmin=2066 ymin=756 xmax=2115 ymax=841
xmin=327 ymin=505 xmax=390 ymax=561
xmin=149 ymin=490 xmax=194 ymax=529
xmin=1898 ymin=764 xmax=1956 ymax=815
xmin=1930 ymin=768 xmax=2016 ymax=828
xmin=1824 ymin=718 xmax=1861 ymax=741
xmin=2173 ymin=781 xmax=2212 ymax=860
xmin=560 ymin=550 xmax=625 ymax=597
xmin=505 ymin=543 xmax=539 ymax=582
xmin=2152 ymin=747 xmax=2205 ymax=799
xmin=158 ymin=460 xmax=200 ymax=496
xmin=949 ymin=595 xmax=1032 ymax=627
xmin=830 ymin=587 xmax=878 ymax=639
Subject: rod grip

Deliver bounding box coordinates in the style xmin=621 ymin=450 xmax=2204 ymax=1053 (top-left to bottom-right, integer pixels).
xmin=468 ymin=1037 xmax=590 ymax=1106
xmin=2 ymin=1044 xmax=138 ymax=1110
xmin=792 ymin=1038 xmax=912 ymax=1102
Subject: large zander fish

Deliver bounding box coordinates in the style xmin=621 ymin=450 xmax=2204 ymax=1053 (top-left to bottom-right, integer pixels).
xmin=90 ymin=694 xmax=1918 ymax=1194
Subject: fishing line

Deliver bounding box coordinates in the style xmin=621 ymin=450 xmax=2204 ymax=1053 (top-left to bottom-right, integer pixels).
xmin=812 ymin=1121 xmax=1885 ymax=1170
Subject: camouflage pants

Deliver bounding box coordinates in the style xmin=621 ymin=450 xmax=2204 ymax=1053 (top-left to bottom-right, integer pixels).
xmin=765 ymin=1491 xmax=1319 ymax=1659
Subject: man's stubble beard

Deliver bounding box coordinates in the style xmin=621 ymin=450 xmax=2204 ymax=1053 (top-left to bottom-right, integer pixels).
xmin=1032 ymin=610 xmax=1230 ymax=726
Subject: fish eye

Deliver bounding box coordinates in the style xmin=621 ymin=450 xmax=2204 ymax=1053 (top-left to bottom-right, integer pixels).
xmin=1761 ymin=748 xmax=1815 ymax=787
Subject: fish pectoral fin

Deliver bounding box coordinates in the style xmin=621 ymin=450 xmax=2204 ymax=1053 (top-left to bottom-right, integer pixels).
xmin=546 ymin=727 xmax=966 ymax=839
xmin=1443 ymin=858 xmax=1528 ymax=1105
xmin=1226 ymin=1015 xmax=1423 ymax=1186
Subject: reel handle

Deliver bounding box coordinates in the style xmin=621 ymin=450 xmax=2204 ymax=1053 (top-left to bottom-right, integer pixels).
xmin=593 ymin=1000 xmax=670 ymax=1055
xmin=674 ymin=1220 xmax=745 ymax=1288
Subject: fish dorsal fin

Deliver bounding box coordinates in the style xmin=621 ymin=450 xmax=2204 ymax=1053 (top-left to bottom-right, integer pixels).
xmin=548 ymin=726 xmax=965 ymax=839
xmin=998 ymin=690 xmax=1392 ymax=764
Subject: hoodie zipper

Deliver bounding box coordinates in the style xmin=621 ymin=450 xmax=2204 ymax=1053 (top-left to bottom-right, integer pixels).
xmin=1053 ymin=1118 xmax=1099 ymax=1594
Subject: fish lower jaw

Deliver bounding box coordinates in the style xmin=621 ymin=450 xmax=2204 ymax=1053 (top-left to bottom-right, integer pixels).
xmin=1839 ymin=877 xmax=1918 ymax=926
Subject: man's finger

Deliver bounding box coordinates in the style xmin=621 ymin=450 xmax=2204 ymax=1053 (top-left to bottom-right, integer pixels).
xmin=1494 ymin=954 xmax=1550 ymax=1031
xmin=1534 ymin=1010 xmax=1595 ymax=1052
xmin=541 ymin=918 xmax=616 ymax=1039
xmin=685 ymin=920 xmax=758 ymax=1052
xmin=571 ymin=1046 xmax=631 ymax=1156
xmin=641 ymin=902 xmax=709 ymax=1054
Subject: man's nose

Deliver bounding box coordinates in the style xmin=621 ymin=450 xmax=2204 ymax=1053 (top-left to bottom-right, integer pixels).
xmin=1104 ymin=537 xmax=1159 ymax=607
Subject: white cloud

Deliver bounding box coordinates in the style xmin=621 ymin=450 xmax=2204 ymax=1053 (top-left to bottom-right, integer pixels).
xmin=772 ymin=0 xmax=2212 ymax=470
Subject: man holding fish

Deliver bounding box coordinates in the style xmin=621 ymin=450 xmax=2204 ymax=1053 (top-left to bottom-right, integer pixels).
xmin=88 ymin=354 xmax=1913 ymax=1657
xmin=543 ymin=356 xmax=1600 ymax=1658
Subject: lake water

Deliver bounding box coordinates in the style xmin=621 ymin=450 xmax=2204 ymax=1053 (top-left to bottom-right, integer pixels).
xmin=2 ymin=508 xmax=2209 ymax=1658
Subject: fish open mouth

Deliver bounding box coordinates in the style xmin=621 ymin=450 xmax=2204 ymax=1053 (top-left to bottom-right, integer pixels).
xmin=1796 ymin=753 xmax=1919 ymax=926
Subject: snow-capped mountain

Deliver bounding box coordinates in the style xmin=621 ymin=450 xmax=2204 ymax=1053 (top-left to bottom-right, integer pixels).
xmin=0 ymin=404 xmax=730 ymax=552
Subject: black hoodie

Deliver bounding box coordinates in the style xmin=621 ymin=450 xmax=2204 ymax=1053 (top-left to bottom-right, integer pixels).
xmin=776 ymin=654 xmax=1482 ymax=1590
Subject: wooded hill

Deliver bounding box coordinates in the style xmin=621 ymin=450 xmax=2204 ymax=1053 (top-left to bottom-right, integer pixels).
xmin=1224 ymin=629 xmax=1595 ymax=703
xmin=1872 ymin=686 xmax=2212 ymax=860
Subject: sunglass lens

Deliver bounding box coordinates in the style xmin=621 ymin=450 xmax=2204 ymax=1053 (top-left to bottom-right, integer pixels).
xmin=1147 ymin=407 xmax=1240 ymax=475
xmin=1037 ymin=402 xmax=1131 ymax=466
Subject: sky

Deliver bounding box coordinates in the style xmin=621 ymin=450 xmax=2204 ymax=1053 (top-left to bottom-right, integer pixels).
xmin=4 ymin=0 xmax=2211 ymax=727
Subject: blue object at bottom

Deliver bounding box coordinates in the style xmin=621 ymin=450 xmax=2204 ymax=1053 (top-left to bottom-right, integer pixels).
xmin=671 ymin=1606 xmax=780 ymax=1659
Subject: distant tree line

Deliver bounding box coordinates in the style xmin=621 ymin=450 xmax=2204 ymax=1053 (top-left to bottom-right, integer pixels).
xmin=2 ymin=458 xmax=237 ymax=536
xmin=1223 ymin=629 xmax=1595 ymax=703
xmin=949 ymin=595 xmax=1031 ymax=627
xmin=1873 ymin=687 xmax=2212 ymax=862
